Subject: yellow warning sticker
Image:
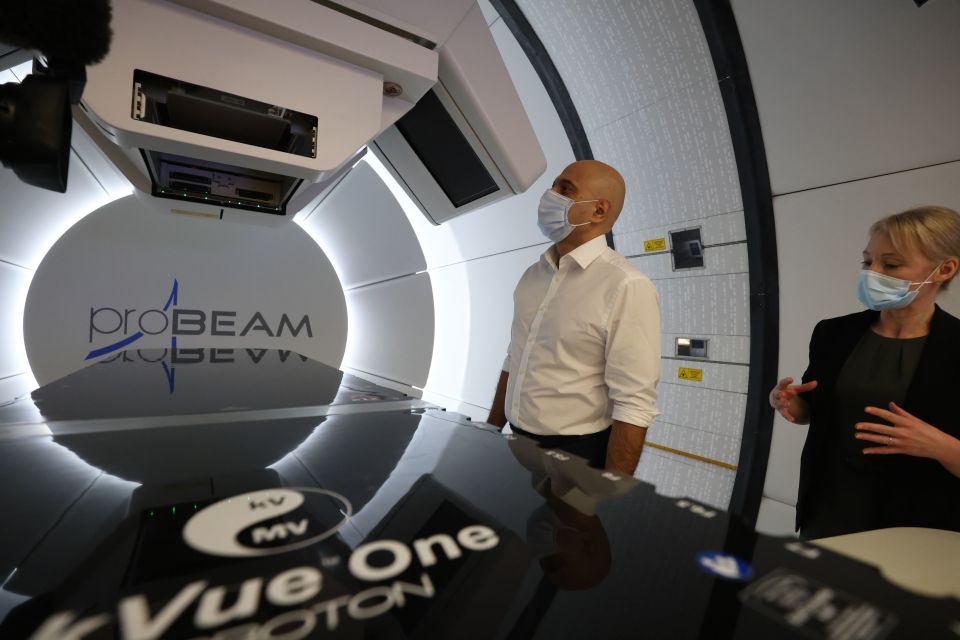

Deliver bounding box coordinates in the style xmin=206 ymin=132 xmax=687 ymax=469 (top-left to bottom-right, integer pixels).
xmin=678 ymin=367 xmax=703 ymax=382
xmin=644 ymin=238 xmax=667 ymax=252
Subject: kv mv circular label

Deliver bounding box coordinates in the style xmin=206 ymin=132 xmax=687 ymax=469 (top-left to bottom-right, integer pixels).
xmin=183 ymin=488 xmax=353 ymax=557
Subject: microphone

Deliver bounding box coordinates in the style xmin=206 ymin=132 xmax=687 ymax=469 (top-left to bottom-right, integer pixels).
xmin=0 ymin=0 xmax=112 ymax=66
xmin=0 ymin=0 xmax=113 ymax=192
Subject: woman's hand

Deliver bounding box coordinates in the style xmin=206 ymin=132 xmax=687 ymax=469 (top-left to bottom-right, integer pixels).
xmin=769 ymin=377 xmax=817 ymax=424
xmin=856 ymin=402 xmax=960 ymax=477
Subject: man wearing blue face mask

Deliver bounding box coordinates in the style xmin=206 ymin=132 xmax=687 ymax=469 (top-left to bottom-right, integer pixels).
xmin=486 ymin=160 xmax=661 ymax=476
xmin=771 ymin=206 xmax=960 ymax=539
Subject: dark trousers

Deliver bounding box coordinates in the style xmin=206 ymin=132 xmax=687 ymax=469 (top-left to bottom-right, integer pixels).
xmin=509 ymin=423 xmax=611 ymax=469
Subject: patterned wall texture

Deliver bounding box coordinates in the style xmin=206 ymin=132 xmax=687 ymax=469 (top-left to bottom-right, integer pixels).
xmin=516 ymin=0 xmax=748 ymax=508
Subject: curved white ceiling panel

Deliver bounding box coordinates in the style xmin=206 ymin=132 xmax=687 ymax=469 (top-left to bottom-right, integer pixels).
xmin=343 ymin=273 xmax=435 ymax=388
xmin=0 ymin=263 xmax=30 ymax=382
xmin=0 ymin=152 xmax=114 ymax=271
xmin=299 ymin=161 xmax=427 ymax=289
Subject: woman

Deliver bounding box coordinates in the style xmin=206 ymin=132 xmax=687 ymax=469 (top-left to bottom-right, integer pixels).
xmin=771 ymin=205 xmax=960 ymax=539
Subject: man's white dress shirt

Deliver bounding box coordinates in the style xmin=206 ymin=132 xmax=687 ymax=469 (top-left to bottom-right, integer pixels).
xmin=504 ymin=235 xmax=660 ymax=436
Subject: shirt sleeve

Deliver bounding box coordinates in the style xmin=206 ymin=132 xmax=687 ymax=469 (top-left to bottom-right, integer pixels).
xmin=503 ymin=278 xmax=523 ymax=373
xmin=604 ymin=276 xmax=661 ymax=428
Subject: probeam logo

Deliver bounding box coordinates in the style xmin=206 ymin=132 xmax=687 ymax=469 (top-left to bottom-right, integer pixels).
xmin=29 ymin=488 xmax=502 ymax=639
xmin=86 ymin=279 xmax=314 ymax=361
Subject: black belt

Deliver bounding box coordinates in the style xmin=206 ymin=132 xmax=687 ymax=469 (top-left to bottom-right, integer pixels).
xmin=509 ymin=423 xmax=610 ymax=443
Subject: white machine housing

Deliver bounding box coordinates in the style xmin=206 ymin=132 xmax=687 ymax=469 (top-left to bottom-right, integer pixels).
xmin=77 ymin=0 xmax=546 ymax=221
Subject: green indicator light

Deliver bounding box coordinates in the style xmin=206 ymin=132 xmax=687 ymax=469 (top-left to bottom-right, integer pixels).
xmin=149 ymin=511 xmax=155 ymax=517
xmin=171 ymin=506 xmax=176 ymax=516
xmin=193 ymin=504 xmax=198 ymax=510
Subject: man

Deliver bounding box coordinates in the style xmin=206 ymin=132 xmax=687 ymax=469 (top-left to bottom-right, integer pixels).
xmin=487 ymin=160 xmax=660 ymax=475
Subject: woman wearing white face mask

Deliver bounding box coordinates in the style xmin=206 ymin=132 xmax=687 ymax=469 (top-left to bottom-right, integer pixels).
xmin=770 ymin=206 xmax=960 ymax=539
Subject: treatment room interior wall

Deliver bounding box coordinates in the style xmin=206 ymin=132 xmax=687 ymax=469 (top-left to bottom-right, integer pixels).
xmin=516 ymin=0 xmax=747 ymax=509
xmin=731 ymin=0 xmax=960 ymax=535
xmin=0 ymin=63 xmax=131 ymax=405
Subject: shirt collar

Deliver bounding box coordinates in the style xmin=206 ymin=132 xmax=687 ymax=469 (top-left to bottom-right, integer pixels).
xmin=543 ymin=235 xmax=608 ymax=270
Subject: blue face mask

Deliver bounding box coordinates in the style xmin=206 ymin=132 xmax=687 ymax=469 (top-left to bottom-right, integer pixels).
xmin=857 ymin=264 xmax=941 ymax=310
xmin=537 ymin=189 xmax=597 ymax=243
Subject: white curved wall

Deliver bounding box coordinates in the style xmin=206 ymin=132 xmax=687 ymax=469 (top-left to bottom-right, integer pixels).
xmin=731 ymin=0 xmax=960 ymax=535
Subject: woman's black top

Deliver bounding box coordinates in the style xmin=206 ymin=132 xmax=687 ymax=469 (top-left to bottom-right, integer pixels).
xmin=800 ymin=331 xmax=926 ymax=539
xmin=796 ymin=306 xmax=960 ymax=535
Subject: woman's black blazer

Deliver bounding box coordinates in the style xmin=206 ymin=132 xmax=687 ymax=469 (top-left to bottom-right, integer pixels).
xmin=796 ymin=305 xmax=960 ymax=532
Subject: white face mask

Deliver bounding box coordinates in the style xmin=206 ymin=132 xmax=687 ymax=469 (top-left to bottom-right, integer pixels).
xmin=537 ymin=189 xmax=597 ymax=243
xmin=857 ymin=263 xmax=942 ymax=311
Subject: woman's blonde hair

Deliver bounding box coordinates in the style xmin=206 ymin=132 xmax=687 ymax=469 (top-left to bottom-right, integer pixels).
xmin=870 ymin=205 xmax=960 ymax=290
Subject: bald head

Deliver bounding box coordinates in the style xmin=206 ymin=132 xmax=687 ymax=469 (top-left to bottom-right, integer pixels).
xmin=553 ymin=160 xmax=626 ymax=233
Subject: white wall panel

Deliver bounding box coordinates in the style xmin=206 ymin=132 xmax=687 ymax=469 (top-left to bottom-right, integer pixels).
xmin=591 ymin=79 xmax=742 ymax=233
xmin=69 ymin=122 xmax=134 ymax=199
xmin=477 ymin=0 xmax=500 ymax=26
xmin=344 ymin=273 xmax=434 ymax=388
xmin=634 ymin=447 xmax=736 ymax=510
xmin=661 ymin=359 xmax=748 ymax=394
xmin=732 ymin=0 xmax=960 ymax=196
xmin=0 ymin=262 xmax=31 ymax=380
xmin=0 ymin=151 xmax=112 ymax=269
xmin=423 ymin=244 xmax=545 ymax=414
xmin=656 ymin=383 xmax=747 ymax=442
xmin=615 ymin=209 xmax=746 ymax=258
xmin=516 ymin=0 xmax=715 ymax=134
xmin=755 ymin=496 xmax=798 ymax=538
xmin=650 ymin=420 xmax=741 ymax=468
xmin=301 ymin=162 xmax=426 ymax=289
xmin=763 ymin=420 xmax=807 ymax=507
xmin=656 ymin=273 xmax=750 ymax=337
xmin=630 ymin=242 xmax=747 ymax=281
xmin=0 ymin=374 xmax=33 ymax=406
